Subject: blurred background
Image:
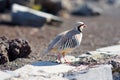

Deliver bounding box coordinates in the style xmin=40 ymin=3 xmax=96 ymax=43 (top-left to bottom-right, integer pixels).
xmin=0 ymin=0 xmax=120 ymax=70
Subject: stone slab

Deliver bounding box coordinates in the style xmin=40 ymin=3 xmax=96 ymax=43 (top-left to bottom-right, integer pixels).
xmin=97 ymin=45 xmax=120 ymax=55
xmin=7 ymin=61 xmax=113 ymax=80
xmin=97 ymin=45 xmax=120 ymax=52
xmin=0 ymin=71 xmax=12 ymax=80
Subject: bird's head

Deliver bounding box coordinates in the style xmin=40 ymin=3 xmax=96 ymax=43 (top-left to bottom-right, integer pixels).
xmin=75 ymin=22 xmax=86 ymax=32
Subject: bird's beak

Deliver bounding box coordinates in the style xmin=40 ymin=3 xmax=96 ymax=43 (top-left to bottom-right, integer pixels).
xmin=83 ymin=24 xmax=87 ymax=28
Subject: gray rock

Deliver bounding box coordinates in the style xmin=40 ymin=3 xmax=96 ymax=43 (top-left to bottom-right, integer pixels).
xmin=12 ymin=4 xmax=46 ymax=27
xmin=107 ymin=0 xmax=120 ymax=6
xmin=12 ymin=4 xmax=63 ymax=27
xmin=71 ymin=3 xmax=103 ymax=16
xmin=61 ymin=0 xmax=103 ymax=16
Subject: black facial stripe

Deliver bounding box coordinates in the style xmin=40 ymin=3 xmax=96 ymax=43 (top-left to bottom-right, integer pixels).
xmin=77 ymin=26 xmax=80 ymax=32
xmin=77 ymin=24 xmax=84 ymax=32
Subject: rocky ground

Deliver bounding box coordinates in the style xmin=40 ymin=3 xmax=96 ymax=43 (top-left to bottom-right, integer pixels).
xmin=0 ymin=7 xmax=120 ymax=70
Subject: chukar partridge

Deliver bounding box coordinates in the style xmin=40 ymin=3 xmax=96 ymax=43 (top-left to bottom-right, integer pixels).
xmin=44 ymin=22 xmax=86 ymax=63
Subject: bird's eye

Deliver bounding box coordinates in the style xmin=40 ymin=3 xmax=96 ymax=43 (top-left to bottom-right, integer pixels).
xmin=80 ymin=24 xmax=84 ymax=27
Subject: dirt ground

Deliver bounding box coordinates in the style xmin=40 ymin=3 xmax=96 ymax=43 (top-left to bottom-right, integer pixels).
xmin=0 ymin=8 xmax=120 ymax=70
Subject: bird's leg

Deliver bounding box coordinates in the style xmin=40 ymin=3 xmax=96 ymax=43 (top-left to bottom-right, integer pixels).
xmin=57 ymin=52 xmax=61 ymax=63
xmin=62 ymin=52 xmax=67 ymax=62
xmin=62 ymin=52 xmax=71 ymax=64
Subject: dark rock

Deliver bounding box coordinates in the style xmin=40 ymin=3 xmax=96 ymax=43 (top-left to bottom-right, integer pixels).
xmin=9 ymin=0 xmax=29 ymax=6
xmin=0 ymin=0 xmax=7 ymax=12
xmin=108 ymin=60 xmax=120 ymax=72
xmin=107 ymin=0 xmax=120 ymax=5
xmin=106 ymin=0 xmax=120 ymax=9
xmin=12 ymin=11 xmax=46 ymax=27
xmin=71 ymin=3 xmax=103 ymax=16
xmin=0 ymin=36 xmax=9 ymax=64
xmin=0 ymin=36 xmax=32 ymax=64
xmin=109 ymin=60 xmax=120 ymax=80
xmin=107 ymin=0 xmax=115 ymax=5
xmin=38 ymin=0 xmax=62 ymax=15
xmin=8 ymin=38 xmax=31 ymax=61
xmin=113 ymin=72 xmax=120 ymax=80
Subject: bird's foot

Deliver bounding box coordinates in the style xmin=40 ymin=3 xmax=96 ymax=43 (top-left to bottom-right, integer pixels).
xmin=63 ymin=58 xmax=72 ymax=64
xmin=56 ymin=58 xmax=71 ymax=64
xmin=56 ymin=55 xmax=79 ymax=64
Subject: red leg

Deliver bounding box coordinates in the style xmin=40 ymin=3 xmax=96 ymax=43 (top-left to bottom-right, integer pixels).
xmin=62 ymin=53 xmax=71 ymax=64
xmin=57 ymin=52 xmax=61 ymax=63
xmin=62 ymin=52 xmax=66 ymax=62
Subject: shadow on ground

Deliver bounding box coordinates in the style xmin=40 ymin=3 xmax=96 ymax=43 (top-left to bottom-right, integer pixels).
xmin=31 ymin=61 xmax=59 ymax=66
